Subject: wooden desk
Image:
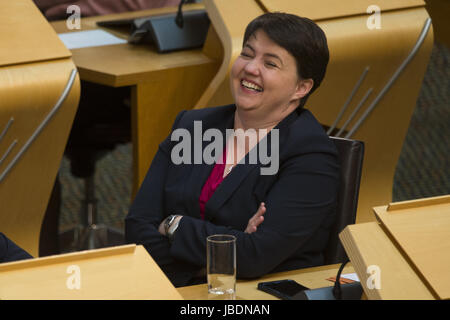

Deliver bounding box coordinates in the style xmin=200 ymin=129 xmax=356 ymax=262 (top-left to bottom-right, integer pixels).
xmin=339 ymin=195 xmax=450 ymax=300
xmin=177 ymin=264 xmax=355 ymax=300
xmin=0 ymin=244 xmax=183 ymax=300
xmin=51 ymin=4 xmax=221 ymax=196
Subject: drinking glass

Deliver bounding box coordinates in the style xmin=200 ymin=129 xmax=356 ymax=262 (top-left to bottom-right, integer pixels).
xmin=207 ymin=234 xmax=236 ymax=300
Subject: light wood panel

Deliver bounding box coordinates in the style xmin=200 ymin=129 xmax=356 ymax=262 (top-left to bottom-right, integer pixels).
xmin=0 ymin=245 xmax=183 ymax=300
xmin=0 ymin=0 xmax=80 ymax=257
xmin=373 ymin=195 xmax=450 ymax=300
xmin=177 ymin=263 xmax=355 ymax=300
xmin=312 ymin=8 xmax=434 ymax=223
xmin=0 ymin=60 xmax=80 ymax=257
xmin=258 ymin=0 xmax=424 ymax=21
xmin=131 ymin=63 xmax=219 ymax=194
xmin=340 ymin=222 xmax=435 ymax=299
xmin=0 ymin=1 xmax=70 ymax=67
xmin=70 ymin=44 xmax=216 ymax=87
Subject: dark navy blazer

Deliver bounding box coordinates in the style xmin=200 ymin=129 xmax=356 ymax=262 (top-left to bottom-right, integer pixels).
xmin=0 ymin=232 xmax=33 ymax=263
xmin=125 ymin=105 xmax=339 ymax=287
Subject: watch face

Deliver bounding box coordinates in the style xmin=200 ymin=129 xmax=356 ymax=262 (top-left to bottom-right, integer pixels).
xmin=168 ymin=219 xmax=180 ymax=241
xmin=165 ymin=215 xmax=175 ymax=233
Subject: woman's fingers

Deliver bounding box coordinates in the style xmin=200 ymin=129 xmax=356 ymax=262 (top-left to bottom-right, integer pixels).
xmin=250 ymin=203 xmax=265 ymax=226
xmin=255 ymin=202 xmax=266 ymax=217
xmin=245 ymin=202 xmax=266 ymax=234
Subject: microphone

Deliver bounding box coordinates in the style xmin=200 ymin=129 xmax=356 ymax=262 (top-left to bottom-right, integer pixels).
xmin=175 ymin=0 xmax=187 ymax=28
xmin=332 ymin=259 xmax=350 ymax=299
xmin=128 ymin=0 xmax=209 ymax=53
xmin=292 ymin=259 xmax=363 ymax=300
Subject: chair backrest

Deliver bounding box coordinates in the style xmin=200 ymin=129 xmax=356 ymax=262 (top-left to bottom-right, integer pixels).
xmin=0 ymin=1 xmax=80 ymax=257
xmin=324 ymin=136 xmax=364 ymax=265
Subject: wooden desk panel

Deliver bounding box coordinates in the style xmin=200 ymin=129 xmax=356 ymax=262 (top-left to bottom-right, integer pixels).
xmin=374 ymin=195 xmax=450 ymax=300
xmin=340 ymin=222 xmax=435 ymax=300
xmin=1 ymin=1 xmax=81 ymax=256
xmin=131 ymin=62 xmax=219 ymax=194
xmin=0 ymin=1 xmax=70 ymax=67
xmin=69 ymin=44 xmax=216 ymax=87
xmin=258 ymin=0 xmax=424 ymax=21
xmin=51 ymin=4 xmax=221 ymax=195
xmin=177 ymin=264 xmax=354 ymax=300
xmin=0 ymin=245 xmax=183 ymax=300
xmin=51 ymin=3 xmax=215 ymax=88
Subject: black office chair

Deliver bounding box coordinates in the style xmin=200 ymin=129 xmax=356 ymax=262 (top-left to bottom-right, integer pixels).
xmin=40 ymin=81 xmax=131 ymax=253
xmin=40 ymin=81 xmax=130 ymax=256
xmin=323 ymin=137 xmax=364 ymax=265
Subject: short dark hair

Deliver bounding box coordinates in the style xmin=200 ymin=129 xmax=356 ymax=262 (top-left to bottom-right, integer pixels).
xmin=243 ymin=12 xmax=329 ymax=108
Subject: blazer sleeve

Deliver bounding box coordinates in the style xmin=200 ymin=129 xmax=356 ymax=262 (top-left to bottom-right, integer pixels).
xmin=169 ymin=151 xmax=339 ymax=278
xmin=125 ymin=111 xmax=187 ymax=267
xmin=0 ymin=232 xmax=33 ymax=263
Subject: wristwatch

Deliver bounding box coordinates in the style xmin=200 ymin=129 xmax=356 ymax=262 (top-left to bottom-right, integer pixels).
xmin=164 ymin=215 xmax=181 ymax=242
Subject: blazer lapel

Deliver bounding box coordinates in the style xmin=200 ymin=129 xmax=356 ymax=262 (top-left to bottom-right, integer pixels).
xmin=188 ymin=162 xmax=214 ymax=218
xmin=185 ymin=107 xmax=235 ymax=218
xmin=204 ymin=109 xmax=300 ymax=220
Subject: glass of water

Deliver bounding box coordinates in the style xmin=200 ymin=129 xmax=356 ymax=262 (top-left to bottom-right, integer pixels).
xmin=207 ymin=234 xmax=236 ymax=300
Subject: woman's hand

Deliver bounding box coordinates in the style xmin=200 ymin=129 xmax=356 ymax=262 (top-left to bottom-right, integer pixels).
xmin=245 ymin=202 xmax=266 ymax=234
xmin=158 ymin=219 xmax=166 ymax=235
xmin=157 ymin=203 xmax=265 ymax=236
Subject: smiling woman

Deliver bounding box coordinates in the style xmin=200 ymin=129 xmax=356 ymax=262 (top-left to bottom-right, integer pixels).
xmin=231 ymin=29 xmax=312 ymax=130
xmin=240 ymin=13 xmax=329 ymax=106
xmin=125 ymin=12 xmax=339 ymax=287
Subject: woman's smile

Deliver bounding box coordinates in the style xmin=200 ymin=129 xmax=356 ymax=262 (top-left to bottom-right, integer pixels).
xmin=240 ymin=79 xmax=264 ymax=93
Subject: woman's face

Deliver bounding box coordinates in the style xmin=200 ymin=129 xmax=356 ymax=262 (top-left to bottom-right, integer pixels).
xmin=230 ymin=29 xmax=312 ymax=125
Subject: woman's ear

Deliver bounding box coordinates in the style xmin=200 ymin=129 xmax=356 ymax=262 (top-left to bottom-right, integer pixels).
xmin=293 ymin=78 xmax=314 ymax=100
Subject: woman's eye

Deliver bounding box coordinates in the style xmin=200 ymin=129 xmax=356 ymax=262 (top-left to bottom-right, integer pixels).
xmin=265 ymin=62 xmax=278 ymax=68
xmin=240 ymin=52 xmax=252 ymax=58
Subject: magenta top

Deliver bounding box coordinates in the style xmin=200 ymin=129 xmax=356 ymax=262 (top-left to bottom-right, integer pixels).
xmin=199 ymin=149 xmax=227 ymax=220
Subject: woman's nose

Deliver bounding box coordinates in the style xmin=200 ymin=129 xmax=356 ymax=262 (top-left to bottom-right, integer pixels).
xmin=243 ymin=59 xmax=260 ymax=76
